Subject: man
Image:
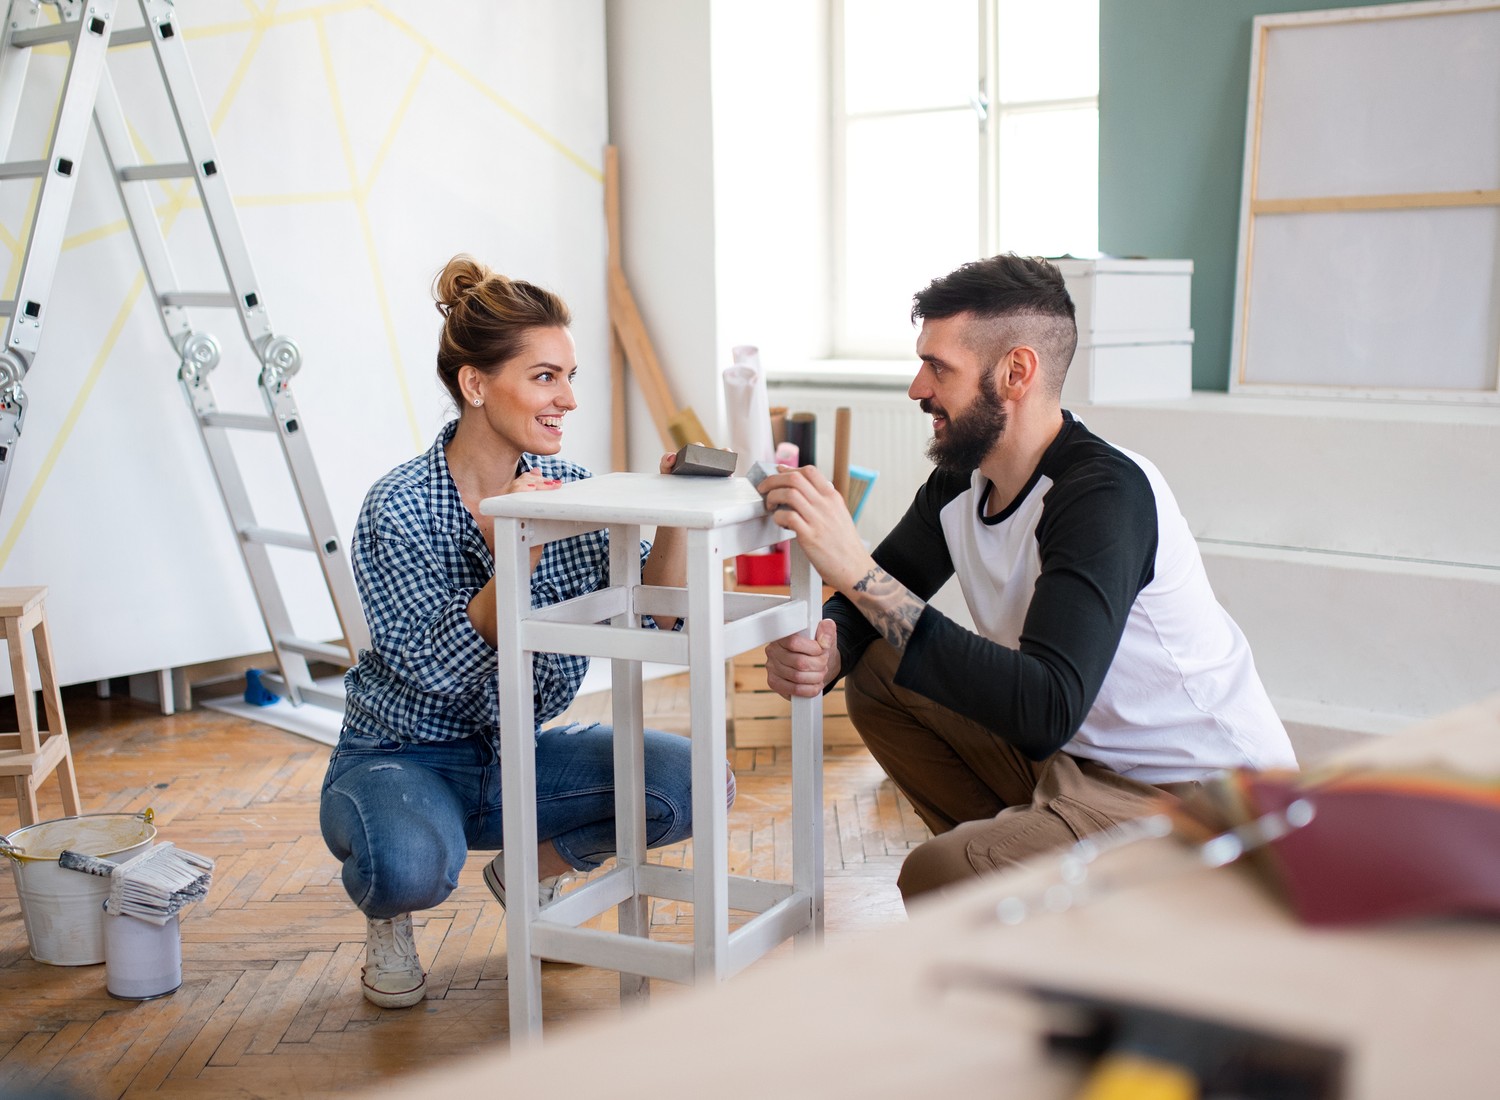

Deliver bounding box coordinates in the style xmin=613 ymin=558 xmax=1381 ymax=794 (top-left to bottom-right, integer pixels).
xmin=757 ymin=253 xmax=1295 ymax=904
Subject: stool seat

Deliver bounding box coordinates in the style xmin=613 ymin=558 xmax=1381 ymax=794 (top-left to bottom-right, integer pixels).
xmin=0 ymin=585 xmax=81 ymax=827
xmin=0 ymin=586 xmax=47 ymax=619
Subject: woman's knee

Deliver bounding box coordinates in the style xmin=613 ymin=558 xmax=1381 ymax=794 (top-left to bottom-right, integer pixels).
xmin=638 ymin=732 xmax=737 ymax=847
xmin=643 ymin=752 xmax=692 ymax=848
xmin=320 ymin=760 xmax=467 ymax=915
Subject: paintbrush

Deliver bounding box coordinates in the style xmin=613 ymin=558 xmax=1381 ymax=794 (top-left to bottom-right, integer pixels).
xmin=59 ymin=842 xmax=215 ymax=925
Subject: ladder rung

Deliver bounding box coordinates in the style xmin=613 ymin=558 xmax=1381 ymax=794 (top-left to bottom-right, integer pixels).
xmin=0 ymin=160 xmax=46 ymax=180
xmin=161 ymin=292 xmax=236 ymax=308
xmin=10 ymin=24 xmax=76 ymax=48
xmin=277 ymin=637 xmax=356 ymax=665
xmin=0 ymin=301 xmax=12 ymax=317
xmin=200 ymin=411 xmax=276 ymax=431
xmin=8 ymin=23 xmax=152 ymax=48
xmin=120 ymin=162 xmax=194 ymax=181
xmin=240 ymin=525 xmax=315 ymax=551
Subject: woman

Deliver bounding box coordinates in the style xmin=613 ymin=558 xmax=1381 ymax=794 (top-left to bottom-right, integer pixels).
xmin=321 ymin=255 xmax=727 ymax=1009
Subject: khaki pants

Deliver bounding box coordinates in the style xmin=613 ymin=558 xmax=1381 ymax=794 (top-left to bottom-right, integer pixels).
xmin=846 ymin=641 xmax=1185 ymax=904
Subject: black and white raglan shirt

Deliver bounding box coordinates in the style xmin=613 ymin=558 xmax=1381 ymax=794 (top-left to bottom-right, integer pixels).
xmin=826 ymin=412 xmax=1295 ymax=784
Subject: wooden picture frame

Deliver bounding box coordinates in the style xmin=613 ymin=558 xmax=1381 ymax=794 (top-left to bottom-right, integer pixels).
xmin=1229 ymin=0 xmax=1500 ymax=401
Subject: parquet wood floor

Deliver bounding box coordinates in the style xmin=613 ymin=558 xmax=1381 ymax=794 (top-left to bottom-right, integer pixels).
xmin=0 ymin=677 xmax=928 ymax=1099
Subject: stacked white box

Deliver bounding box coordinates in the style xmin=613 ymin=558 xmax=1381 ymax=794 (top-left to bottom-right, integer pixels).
xmin=1054 ymin=258 xmax=1194 ymax=405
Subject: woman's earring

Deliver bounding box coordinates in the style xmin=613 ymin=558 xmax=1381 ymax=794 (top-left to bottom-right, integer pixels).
xmin=473 ymin=398 xmax=482 ymax=407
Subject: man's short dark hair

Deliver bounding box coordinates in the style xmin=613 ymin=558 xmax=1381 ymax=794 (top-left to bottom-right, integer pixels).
xmin=912 ymin=254 xmax=1078 ymax=399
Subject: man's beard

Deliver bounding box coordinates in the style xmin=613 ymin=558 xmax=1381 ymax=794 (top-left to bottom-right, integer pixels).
xmin=922 ymin=371 xmax=1007 ymax=473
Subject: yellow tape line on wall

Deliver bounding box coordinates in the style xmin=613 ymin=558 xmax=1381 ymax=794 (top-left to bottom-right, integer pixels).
xmin=315 ymin=14 xmax=425 ymax=450
xmin=1 ymin=1 xmax=604 ymax=566
xmin=0 ymin=274 xmax=148 ymax=568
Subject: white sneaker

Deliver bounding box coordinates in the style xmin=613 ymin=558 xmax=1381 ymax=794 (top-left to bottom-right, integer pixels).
xmin=362 ymin=913 xmax=426 ymax=1009
xmin=483 ymin=852 xmax=575 ymax=911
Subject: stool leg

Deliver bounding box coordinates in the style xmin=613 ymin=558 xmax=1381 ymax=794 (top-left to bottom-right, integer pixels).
xmin=12 ymin=775 xmax=34 ymax=826
xmin=608 ymin=524 xmax=650 ymax=1007
xmin=611 ymin=660 xmax=650 ymax=1006
xmin=788 ymin=541 xmax=825 ymax=947
xmin=5 ymin=613 xmax=42 ymax=826
xmin=494 ymin=516 xmax=543 ymax=1045
xmin=33 ymin=614 xmax=81 ymax=816
xmin=686 ymin=530 xmax=729 ymax=982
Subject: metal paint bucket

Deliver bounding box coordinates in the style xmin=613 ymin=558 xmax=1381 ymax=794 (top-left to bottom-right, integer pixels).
xmin=0 ymin=810 xmax=156 ymax=965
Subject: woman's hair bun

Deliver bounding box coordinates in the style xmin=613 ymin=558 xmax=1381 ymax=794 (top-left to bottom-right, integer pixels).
xmin=434 ymin=254 xmax=496 ymax=318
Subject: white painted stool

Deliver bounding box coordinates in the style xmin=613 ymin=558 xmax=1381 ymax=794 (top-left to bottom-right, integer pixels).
xmin=483 ymin=473 xmax=824 ymax=1044
xmin=0 ymin=586 xmax=81 ymax=826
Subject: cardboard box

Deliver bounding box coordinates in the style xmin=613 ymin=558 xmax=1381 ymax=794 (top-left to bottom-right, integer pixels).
xmin=1055 ymin=258 xmax=1194 ymax=405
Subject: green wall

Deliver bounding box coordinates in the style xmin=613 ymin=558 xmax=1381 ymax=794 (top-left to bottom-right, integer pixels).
xmin=1098 ymin=0 xmax=1391 ymax=390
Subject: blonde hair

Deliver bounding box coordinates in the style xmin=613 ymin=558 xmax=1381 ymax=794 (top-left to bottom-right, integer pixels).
xmin=432 ymin=254 xmax=571 ymax=406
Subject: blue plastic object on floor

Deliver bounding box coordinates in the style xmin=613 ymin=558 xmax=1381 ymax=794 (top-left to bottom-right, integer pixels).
xmin=243 ymin=669 xmax=280 ymax=706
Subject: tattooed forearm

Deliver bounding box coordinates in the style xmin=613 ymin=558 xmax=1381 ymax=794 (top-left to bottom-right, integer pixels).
xmin=851 ymin=567 xmax=926 ymax=650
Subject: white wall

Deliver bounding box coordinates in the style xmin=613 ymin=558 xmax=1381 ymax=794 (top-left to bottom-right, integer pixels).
xmin=604 ymin=0 xmax=718 ymax=470
xmin=0 ymin=0 xmax=612 ymax=689
xmin=1078 ymin=395 xmax=1500 ymax=732
xmin=709 ymin=2 xmax=831 ymax=384
xmin=606 ymin=0 xmax=830 ymax=465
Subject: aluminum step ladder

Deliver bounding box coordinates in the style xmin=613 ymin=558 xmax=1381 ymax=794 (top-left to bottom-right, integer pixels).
xmin=0 ymin=0 xmax=368 ymax=708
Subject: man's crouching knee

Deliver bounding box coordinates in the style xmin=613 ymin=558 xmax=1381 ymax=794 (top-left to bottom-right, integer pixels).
xmin=896 ymin=829 xmax=982 ymax=905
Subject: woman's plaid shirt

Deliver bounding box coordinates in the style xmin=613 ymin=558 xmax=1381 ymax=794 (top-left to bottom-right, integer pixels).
xmin=341 ymin=420 xmax=653 ymax=744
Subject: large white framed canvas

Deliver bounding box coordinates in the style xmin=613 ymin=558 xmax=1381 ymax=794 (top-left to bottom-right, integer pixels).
xmin=0 ymin=0 xmax=610 ymax=692
xmin=1229 ymin=0 xmax=1500 ymax=401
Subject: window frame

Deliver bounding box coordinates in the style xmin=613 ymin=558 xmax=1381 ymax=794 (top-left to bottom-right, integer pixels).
xmin=829 ymin=0 xmax=1099 ymax=361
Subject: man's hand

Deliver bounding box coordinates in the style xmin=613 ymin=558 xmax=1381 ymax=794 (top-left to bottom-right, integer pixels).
xmin=765 ymin=619 xmax=839 ymax=699
xmin=756 ymin=464 xmax=874 ymax=591
xmin=756 ymin=463 xmax=929 ymax=652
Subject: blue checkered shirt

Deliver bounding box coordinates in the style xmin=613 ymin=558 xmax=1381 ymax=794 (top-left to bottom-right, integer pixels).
xmin=341 ymin=420 xmax=654 ymax=744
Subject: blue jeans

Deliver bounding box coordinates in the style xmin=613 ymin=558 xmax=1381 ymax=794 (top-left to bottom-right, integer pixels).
xmin=320 ymin=723 xmax=699 ymax=919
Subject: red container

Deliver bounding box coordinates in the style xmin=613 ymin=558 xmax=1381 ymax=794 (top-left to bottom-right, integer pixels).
xmin=734 ymin=542 xmax=789 ymax=586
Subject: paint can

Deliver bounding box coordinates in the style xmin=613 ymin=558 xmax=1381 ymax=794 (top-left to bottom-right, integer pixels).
xmin=105 ymin=909 xmax=182 ymax=1000
xmin=0 ymin=811 xmax=156 ymax=965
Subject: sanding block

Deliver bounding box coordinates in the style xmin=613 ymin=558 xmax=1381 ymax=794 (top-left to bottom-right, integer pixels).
xmin=670 ymin=443 xmax=738 ymax=477
xmin=746 ymin=459 xmax=780 ymax=488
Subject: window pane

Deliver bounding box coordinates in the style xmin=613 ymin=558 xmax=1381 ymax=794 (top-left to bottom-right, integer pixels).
xmin=996 ymin=106 xmax=1098 ymax=257
xmin=996 ymin=0 xmax=1099 ymax=103
xmin=843 ymin=0 xmax=976 ymax=115
xmin=843 ymin=111 xmax=979 ymax=354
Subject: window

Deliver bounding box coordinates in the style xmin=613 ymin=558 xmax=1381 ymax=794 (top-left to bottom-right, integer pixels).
xmin=833 ymin=0 xmax=1099 ymax=358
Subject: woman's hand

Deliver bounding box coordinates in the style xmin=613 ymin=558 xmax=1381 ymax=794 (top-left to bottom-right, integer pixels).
xmin=467 ymin=471 xmax=564 ymax=644
xmin=658 ymin=450 xmax=678 ymax=475
xmin=511 ymin=470 xmax=562 ymax=493
xmin=502 ymin=470 xmax=561 ymax=572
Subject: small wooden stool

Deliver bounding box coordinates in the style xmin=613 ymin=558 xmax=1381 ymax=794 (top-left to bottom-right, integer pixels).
xmin=0 ymin=586 xmax=81 ymax=826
